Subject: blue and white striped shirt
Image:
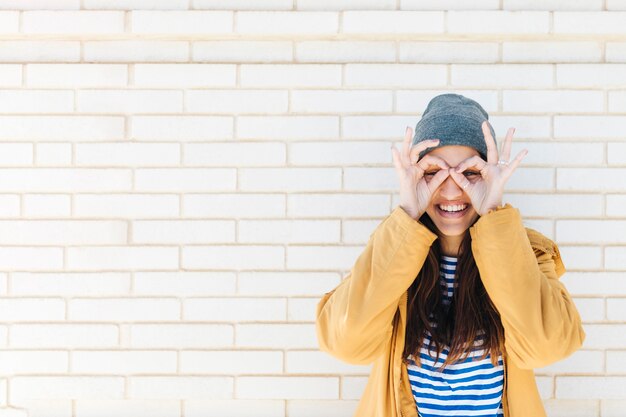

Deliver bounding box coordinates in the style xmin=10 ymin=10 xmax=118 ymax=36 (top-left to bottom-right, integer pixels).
xmin=407 ymin=255 xmax=504 ymax=417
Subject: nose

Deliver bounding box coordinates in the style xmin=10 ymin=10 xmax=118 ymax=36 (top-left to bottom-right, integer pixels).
xmin=438 ymin=174 xmax=464 ymax=199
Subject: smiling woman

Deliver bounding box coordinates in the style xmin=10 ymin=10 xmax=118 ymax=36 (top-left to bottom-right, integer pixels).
xmin=315 ymin=93 xmax=586 ymax=417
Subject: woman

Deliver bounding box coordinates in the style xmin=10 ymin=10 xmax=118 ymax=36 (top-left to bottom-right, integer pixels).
xmin=315 ymin=94 xmax=585 ymax=417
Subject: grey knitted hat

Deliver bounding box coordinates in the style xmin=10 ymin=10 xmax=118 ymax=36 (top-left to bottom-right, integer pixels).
xmin=412 ymin=93 xmax=497 ymax=161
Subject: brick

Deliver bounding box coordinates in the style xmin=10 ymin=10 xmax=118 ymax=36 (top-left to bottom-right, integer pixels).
xmin=24 ymin=194 xmax=70 ymax=218
xmin=135 ymin=168 xmax=236 ymax=191
xmin=0 ymin=41 xmax=80 ymax=62
xmin=288 ymin=297 xmax=319 ymax=322
xmin=10 ymin=324 xmax=118 ymax=348
xmin=238 ymin=272 xmax=340 ymax=296
xmin=607 ymin=194 xmax=626 ymax=217
xmin=291 ymin=90 xmax=392 ymax=113
xmin=236 ymin=323 xmax=317 ymax=348
xmin=449 ymin=11 xmax=549 ymax=34
xmin=557 ymin=64 xmax=626 ymax=87
xmin=84 ymin=0 xmax=188 ymax=8
xmin=0 ymin=0 xmax=79 ymax=9
xmin=131 ymin=11 xmax=232 ymax=34
xmin=606 ymin=351 xmax=626 ymax=373
xmin=558 ymin=168 xmax=626 ymax=191
xmin=296 ymin=41 xmax=395 ymax=63
xmin=240 ymin=64 xmax=341 ymax=87
xmin=74 ymin=194 xmax=179 ymax=218
xmin=186 ymin=90 xmax=287 ymax=114
xmin=84 ymin=41 xmax=188 ymax=63
xmin=289 ymin=141 xmax=391 ymax=165
xmin=132 ymin=220 xmax=236 ymax=243
xmin=27 ymin=64 xmax=127 ymax=87
xmin=70 ymin=298 xmax=179 ymax=321
xmin=508 ymin=142 xmax=603 ymax=165
xmin=574 ymin=297 xmax=605 ymax=322
xmin=182 ymin=245 xmax=284 ymax=270
xmin=608 ymin=0 xmax=626 ymax=9
xmin=183 ymin=193 xmax=285 ymax=219
xmin=239 ymin=220 xmax=339 ymax=244
xmin=0 ymin=169 xmax=131 ymax=192
xmin=503 ymin=41 xmax=602 ymax=63
xmin=557 ymin=220 xmax=626 ymax=244
xmin=399 ymin=42 xmax=498 ymax=63
xmin=342 ymin=167 xmax=401 ymax=191
xmin=287 ymin=400 xmax=358 ymax=417
xmin=183 ymin=298 xmax=287 ymax=322
xmin=193 ymin=41 xmax=292 ymax=63
xmin=504 ymin=0 xmax=602 ymax=9
xmin=11 ymin=272 xmax=129 ymax=296
xmin=607 ymin=298 xmax=626 ymax=320
xmin=535 ymin=376 xmax=553 ymax=399
xmin=0 ymin=11 xmax=18 ymax=32
xmin=343 ymin=11 xmax=444 ymax=34
xmin=67 ymin=247 xmax=178 ymax=271
xmin=0 ymin=65 xmax=21 ymax=86
xmin=608 ymin=92 xmax=626 ymax=113
xmin=299 ymin=0 xmax=395 ymax=9
xmin=76 ymin=143 xmax=180 ymax=166
xmin=10 ymin=377 xmax=124 ymax=401
xmin=555 ymin=11 xmax=626 ymax=34
xmin=503 ymin=90 xmax=603 ymax=113
xmin=22 ymin=11 xmax=124 ymax=34
xmin=73 ymin=351 xmax=176 ymax=374
xmin=542 ymin=399 xmax=600 ymax=417
xmin=195 ymin=0 xmax=292 ymax=9
xmin=184 ymin=142 xmax=285 ymax=167
xmin=287 ymin=194 xmax=389 ymax=218
xmin=563 ymin=272 xmax=626 ymax=296
xmin=131 ymin=116 xmax=233 ymax=141
xmin=134 ymin=64 xmax=236 ymax=87
xmin=0 ymin=196 xmax=17 ymax=218
xmin=346 ymin=64 xmax=446 ymax=87
xmin=602 ymin=400 xmax=626 ymax=416
xmin=397 ymin=90 xmax=498 ymax=113
xmin=342 ymin=115 xmax=419 ymax=139
xmin=0 ymin=248 xmax=62 ymax=270
xmin=536 ymin=350 xmax=604 ymax=375
xmin=0 ymin=351 xmax=67 ymax=374
xmin=0 ymin=220 xmax=126 ymax=245
xmin=77 ymin=90 xmax=182 ymax=114
xmin=237 ymin=377 xmax=338 ymax=399
xmin=129 ymin=376 xmax=233 ymax=399
xmin=286 ymin=351 xmax=370 ymax=374
xmin=0 ymin=117 xmax=124 ymax=141
xmin=558 ymin=246 xmax=602 ymax=270
xmin=504 ymin=194 xmax=603 ymax=218
xmin=608 ymin=143 xmax=626 ymax=165
xmin=606 ymin=42 xmax=626 ymax=62
xmin=75 ymin=400 xmax=180 ymax=417
xmin=185 ymin=400 xmax=284 ymax=417
xmin=180 ymin=351 xmax=283 ymax=374
xmin=556 ymin=376 xmax=626 ymax=399
xmin=0 ymin=143 xmax=31 ymax=165
xmin=342 ymin=376 xmax=367 ymax=399
xmin=343 ymin=219 xmax=381 ymax=244
xmin=130 ymin=324 xmax=233 ymax=348
xmin=239 ymin=168 xmax=341 ymax=191
xmin=134 ymin=272 xmax=236 ymax=296
xmin=401 ymin=0 xmax=498 ymax=9
xmin=452 ymin=64 xmax=553 ymax=87
xmin=287 ymin=245 xmax=363 ymax=270
xmin=237 ymin=12 xmax=338 ymax=34
xmin=238 ymin=116 xmax=338 ymax=140
xmin=0 ymin=299 xmax=64 ymax=321
xmin=36 ymin=143 xmax=72 ymax=166
xmin=581 ymin=325 xmax=626 ymax=349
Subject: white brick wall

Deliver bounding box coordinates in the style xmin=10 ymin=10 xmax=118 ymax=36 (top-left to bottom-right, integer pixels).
xmin=0 ymin=1 xmax=621 ymax=416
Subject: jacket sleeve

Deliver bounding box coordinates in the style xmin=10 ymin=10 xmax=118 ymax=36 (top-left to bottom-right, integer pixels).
xmin=315 ymin=206 xmax=438 ymax=365
xmin=470 ymin=203 xmax=586 ymax=369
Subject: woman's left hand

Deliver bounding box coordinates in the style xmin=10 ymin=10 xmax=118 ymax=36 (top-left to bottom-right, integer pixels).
xmin=448 ymin=121 xmax=528 ymax=216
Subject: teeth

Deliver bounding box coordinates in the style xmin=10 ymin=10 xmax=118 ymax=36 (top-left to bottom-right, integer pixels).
xmin=439 ymin=204 xmax=467 ymax=212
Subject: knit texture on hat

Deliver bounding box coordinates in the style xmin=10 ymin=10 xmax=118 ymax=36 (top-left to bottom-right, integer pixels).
xmin=411 ymin=93 xmax=497 ymax=161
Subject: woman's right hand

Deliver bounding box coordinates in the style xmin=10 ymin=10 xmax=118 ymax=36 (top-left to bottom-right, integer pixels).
xmin=391 ymin=127 xmax=451 ymax=220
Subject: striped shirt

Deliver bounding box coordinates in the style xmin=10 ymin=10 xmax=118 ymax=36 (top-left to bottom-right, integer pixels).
xmin=406 ymin=255 xmax=504 ymax=417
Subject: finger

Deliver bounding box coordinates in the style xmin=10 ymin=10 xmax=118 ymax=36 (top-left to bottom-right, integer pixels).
xmin=426 ymin=168 xmax=450 ymax=192
xmin=401 ymin=127 xmax=412 ymax=167
xmin=391 ymin=145 xmax=405 ymax=178
xmin=448 ymin=168 xmax=473 ymax=192
xmin=417 ymin=153 xmax=450 ymax=173
xmin=409 ymin=138 xmax=440 ymax=165
xmin=482 ymin=121 xmax=498 ymax=165
xmin=455 ymin=155 xmax=487 ymax=174
xmin=500 ymin=127 xmax=515 ymax=162
xmin=502 ymin=149 xmax=528 ymax=180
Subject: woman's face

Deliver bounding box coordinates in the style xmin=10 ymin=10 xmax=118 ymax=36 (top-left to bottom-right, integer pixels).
xmin=422 ymin=145 xmax=481 ymax=238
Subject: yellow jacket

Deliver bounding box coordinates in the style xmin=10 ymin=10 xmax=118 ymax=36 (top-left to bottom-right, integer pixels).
xmin=316 ymin=204 xmax=585 ymax=417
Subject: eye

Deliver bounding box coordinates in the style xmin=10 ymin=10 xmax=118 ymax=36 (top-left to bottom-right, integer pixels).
xmin=424 ymin=171 xmax=438 ymax=177
xmin=463 ymin=171 xmax=480 ymax=177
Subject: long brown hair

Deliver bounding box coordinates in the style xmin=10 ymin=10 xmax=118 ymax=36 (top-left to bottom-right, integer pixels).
xmin=402 ymin=212 xmax=505 ymax=371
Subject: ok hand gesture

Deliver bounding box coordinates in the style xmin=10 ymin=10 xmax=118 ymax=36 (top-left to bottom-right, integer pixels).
xmin=447 ymin=121 xmax=528 ymax=216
